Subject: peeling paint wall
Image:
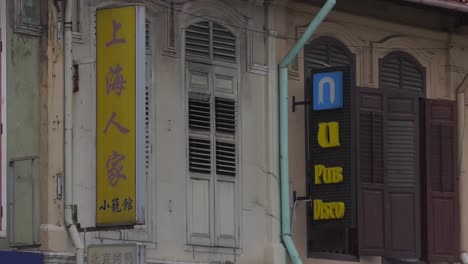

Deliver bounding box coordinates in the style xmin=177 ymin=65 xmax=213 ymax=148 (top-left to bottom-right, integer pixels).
xmin=0 ymin=0 xmax=46 ymax=248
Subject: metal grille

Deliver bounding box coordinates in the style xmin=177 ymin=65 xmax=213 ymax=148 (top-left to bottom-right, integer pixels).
xmin=145 ymin=84 xmax=151 ymax=176
xmin=216 ymin=141 xmax=236 ymax=176
xmin=189 ymin=138 xmax=211 ymax=174
xmin=215 ymin=97 xmax=236 ymax=134
xmin=145 ymin=20 xmax=150 ymax=51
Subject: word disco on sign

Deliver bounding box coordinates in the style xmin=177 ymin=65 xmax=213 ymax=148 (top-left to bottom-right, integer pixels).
xmin=312 ymin=121 xmax=346 ymax=221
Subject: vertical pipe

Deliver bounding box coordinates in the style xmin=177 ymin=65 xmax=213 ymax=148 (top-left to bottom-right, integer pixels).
xmin=64 ymin=1 xmax=84 ymax=263
xmin=8 ymin=163 xmax=14 ymax=243
xmin=278 ymin=1 xmax=335 ymax=264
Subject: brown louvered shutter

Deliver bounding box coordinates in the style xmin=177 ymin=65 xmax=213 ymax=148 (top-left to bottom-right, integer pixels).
xmin=425 ymin=99 xmax=459 ymax=262
xmin=358 ymin=88 xmax=385 ymax=256
xmin=384 ymin=92 xmax=421 ymax=259
xmin=304 ymin=38 xmax=351 ymax=69
xmin=380 ymin=53 xmax=425 ymax=94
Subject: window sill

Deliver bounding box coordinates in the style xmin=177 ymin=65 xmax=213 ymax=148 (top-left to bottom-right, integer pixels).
xmin=184 ymin=245 xmax=242 ymax=255
xmin=309 ymin=252 xmax=360 ymax=262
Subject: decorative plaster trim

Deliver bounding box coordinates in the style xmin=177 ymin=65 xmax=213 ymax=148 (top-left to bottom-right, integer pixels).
xmin=71 ymin=0 xmax=85 ymax=43
xmin=161 ymin=1 xmax=178 ymax=57
xmin=14 ymin=0 xmax=43 ymax=37
xmin=293 ymin=21 xmax=365 ymax=83
xmin=179 ymin=0 xmax=250 ymax=71
xmin=43 ymin=252 xmax=75 ymax=264
xmin=371 ymin=36 xmax=439 ymax=98
xmin=247 ymin=19 xmax=268 ymax=75
xmin=180 ymin=0 xmax=249 ymax=30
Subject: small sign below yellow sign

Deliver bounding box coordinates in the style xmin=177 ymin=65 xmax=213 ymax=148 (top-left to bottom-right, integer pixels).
xmin=96 ymin=5 xmax=146 ymax=226
xmin=88 ymin=244 xmax=146 ymax=264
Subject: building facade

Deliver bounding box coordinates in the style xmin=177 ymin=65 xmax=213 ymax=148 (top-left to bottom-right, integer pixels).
xmin=1 ymin=0 xmax=468 ymax=264
xmin=0 ymin=0 xmax=45 ymax=260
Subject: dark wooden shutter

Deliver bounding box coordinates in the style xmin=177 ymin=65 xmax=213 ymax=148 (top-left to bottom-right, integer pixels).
xmin=358 ymin=88 xmax=385 ymax=256
xmin=304 ymin=39 xmax=351 ymax=70
xmin=384 ymin=92 xmax=421 ymax=259
xmin=380 ymin=53 xmax=425 ymax=95
xmin=425 ymin=99 xmax=459 ymax=262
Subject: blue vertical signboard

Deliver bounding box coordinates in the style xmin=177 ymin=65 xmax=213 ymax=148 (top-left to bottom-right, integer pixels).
xmin=0 ymin=250 xmax=44 ymax=264
xmin=313 ymin=71 xmax=343 ymax=111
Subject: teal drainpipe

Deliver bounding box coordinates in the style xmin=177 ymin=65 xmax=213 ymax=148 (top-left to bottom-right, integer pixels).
xmin=278 ymin=1 xmax=336 ymax=264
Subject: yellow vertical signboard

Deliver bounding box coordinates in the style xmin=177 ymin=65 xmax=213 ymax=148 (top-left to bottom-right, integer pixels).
xmin=96 ymin=5 xmax=145 ymax=226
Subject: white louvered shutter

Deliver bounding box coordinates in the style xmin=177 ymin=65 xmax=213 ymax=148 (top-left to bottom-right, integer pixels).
xmin=187 ymin=62 xmax=214 ymax=246
xmin=213 ymin=67 xmax=238 ymax=248
xmin=186 ymin=22 xmax=239 ymax=246
xmin=186 ymin=21 xmax=236 ymax=64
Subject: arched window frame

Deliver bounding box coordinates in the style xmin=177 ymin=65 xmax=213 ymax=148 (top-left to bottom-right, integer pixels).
xmin=304 ymin=36 xmax=355 ymax=70
xmin=379 ymin=51 xmax=426 ymax=97
xmin=359 ymin=51 xmax=427 ymax=258
xmin=183 ymin=19 xmax=241 ymax=250
xmin=184 ymin=19 xmax=239 ymax=69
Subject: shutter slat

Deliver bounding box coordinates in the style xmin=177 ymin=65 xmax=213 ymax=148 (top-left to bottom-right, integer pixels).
xmin=304 ymin=42 xmax=352 ymax=69
xmin=186 ymin=22 xmax=210 ymax=59
xmin=380 ymin=53 xmax=424 ymax=94
xmin=189 ymin=96 xmax=211 ymax=131
xmin=215 ymin=98 xmax=236 ymax=134
xmin=216 ymin=141 xmax=236 ymax=176
xmin=189 ymin=138 xmax=211 ymax=174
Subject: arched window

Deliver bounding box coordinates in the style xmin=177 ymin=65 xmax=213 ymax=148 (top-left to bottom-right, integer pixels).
xmin=185 ymin=21 xmax=237 ymax=64
xmin=304 ymin=36 xmax=353 ymax=70
xmin=185 ymin=21 xmax=239 ymax=248
xmin=380 ymin=51 xmax=425 ymax=95
xmin=359 ymin=52 xmax=426 ymax=258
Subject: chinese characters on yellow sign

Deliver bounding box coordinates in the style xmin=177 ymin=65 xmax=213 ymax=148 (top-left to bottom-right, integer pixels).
xmin=96 ymin=5 xmax=146 ymax=226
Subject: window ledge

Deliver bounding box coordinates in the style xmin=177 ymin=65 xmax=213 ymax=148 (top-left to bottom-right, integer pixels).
xmin=184 ymin=245 xmax=242 ymax=255
xmin=309 ymin=252 xmax=360 ymax=262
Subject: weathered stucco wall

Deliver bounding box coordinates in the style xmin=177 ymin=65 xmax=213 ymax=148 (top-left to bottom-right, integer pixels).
xmin=0 ymin=0 xmax=44 ymax=248
xmin=34 ymin=1 xmax=468 ymax=264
